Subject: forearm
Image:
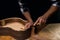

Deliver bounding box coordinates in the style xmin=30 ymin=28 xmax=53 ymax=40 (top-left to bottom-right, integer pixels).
xmin=18 ymin=1 xmax=33 ymax=22
xmin=23 ymin=11 xmax=33 ymax=22
xmin=43 ymin=6 xmax=58 ymax=19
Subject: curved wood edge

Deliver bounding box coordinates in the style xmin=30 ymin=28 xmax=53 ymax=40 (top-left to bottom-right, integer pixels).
xmin=0 ymin=17 xmax=27 ymax=26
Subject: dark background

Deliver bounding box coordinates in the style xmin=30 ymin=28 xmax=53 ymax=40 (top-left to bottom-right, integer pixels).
xmin=0 ymin=0 xmax=22 ymax=19
xmin=0 ymin=0 xmax=60 ymax=23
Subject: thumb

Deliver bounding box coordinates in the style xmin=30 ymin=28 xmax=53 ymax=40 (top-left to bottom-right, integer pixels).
xmin=33 ymin=19 xmax=39 ymax=26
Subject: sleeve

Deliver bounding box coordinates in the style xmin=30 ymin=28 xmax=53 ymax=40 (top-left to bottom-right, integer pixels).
xmin=51 ymin=0 xmax=60 ymax=7
xmin=18 ymin=0 xmax=29 ymax=13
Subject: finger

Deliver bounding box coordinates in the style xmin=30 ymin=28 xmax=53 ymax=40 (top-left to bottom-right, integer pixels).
xmin=37 ymin=23 xmax=41 ymax=25
xmin=34 ymin=18 xmax=39 ymax=26
xmin=41 ymin=19 xmax=46 ymax=24
xmin=37 ymin=19 xmax=42 ymax=25
xmin=26 ymin=24 xmax=31 ymax=29
xmin=25 ymin=23 xmax=31 ymax=30
xmin=25 ymin=23 xmax=29 ymax=29
xmin=44 ymin=20 xmax=46 ymax=24
xmin=25 ymin=23 xmax=29 ymax=27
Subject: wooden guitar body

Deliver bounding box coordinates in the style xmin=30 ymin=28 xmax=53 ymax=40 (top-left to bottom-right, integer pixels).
xmin=0 ymin=17 xmax=31 ymax=40
xmin=1 ymin=17 xmax=60 ymax=40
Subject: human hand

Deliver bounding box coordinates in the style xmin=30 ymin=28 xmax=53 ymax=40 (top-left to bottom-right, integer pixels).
xmin=24 ymin=22 xmax=33 ymax=30
xmin=34 ymin=16 xmax=47 ymax=26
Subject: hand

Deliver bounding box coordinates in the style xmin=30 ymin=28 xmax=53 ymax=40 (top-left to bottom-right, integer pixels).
xmin=34 ymin=16 xmax=47 ymax=26
xmin=25 ymin=22 xmax=33 ymax=30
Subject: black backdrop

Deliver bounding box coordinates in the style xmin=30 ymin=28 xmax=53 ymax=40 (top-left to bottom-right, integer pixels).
xmin=0 ymin=0 xmax=24 ymax=19
xmin=0 ymin=0 xmax=60 ymax=23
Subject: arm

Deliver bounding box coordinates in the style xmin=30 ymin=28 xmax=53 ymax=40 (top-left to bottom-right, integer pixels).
xmin=34 ymin=1 xmax=60 ymax=26
xmin=23 ymin=11 xmax=33 ymax=22
xmin=42 ymin=5 xmax=58 ymax=19
xmin=43 ymin=1 xmax=60 ymax=19
xmin=18 ymin=1 xmax=33 ymax=29
xmin=18 ymin=1 xmax=33 ymax=22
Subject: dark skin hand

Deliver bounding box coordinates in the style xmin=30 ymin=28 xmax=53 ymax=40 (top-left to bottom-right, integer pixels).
xmin=34 ymin=6 xmax=58 ymax=26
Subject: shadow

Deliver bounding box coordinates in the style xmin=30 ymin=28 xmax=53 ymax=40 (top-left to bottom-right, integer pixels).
xmin=0 ymin=27 xmax=31 ymax=40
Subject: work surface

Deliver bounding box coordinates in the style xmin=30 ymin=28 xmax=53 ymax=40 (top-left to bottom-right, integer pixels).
xmin=27 ymin=23 xmax=60 ymax=40
xmin=0 ymin=23 xmax=60 ymax=40
xmin=37 ymin=23 xmax=60 ymax=40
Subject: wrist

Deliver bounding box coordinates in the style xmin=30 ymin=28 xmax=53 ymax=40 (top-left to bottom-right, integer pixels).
xmin=40 ymin=15 xmax=48 ymax=20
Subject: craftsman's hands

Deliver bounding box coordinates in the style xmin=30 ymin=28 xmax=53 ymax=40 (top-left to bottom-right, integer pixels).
xmin=34 ymin=16 xmax=47 ymax=26
xmin=24 ymin=16 xmax=48 ymax=30
xmin=25 ymin=21 xmax=33 ymax=30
